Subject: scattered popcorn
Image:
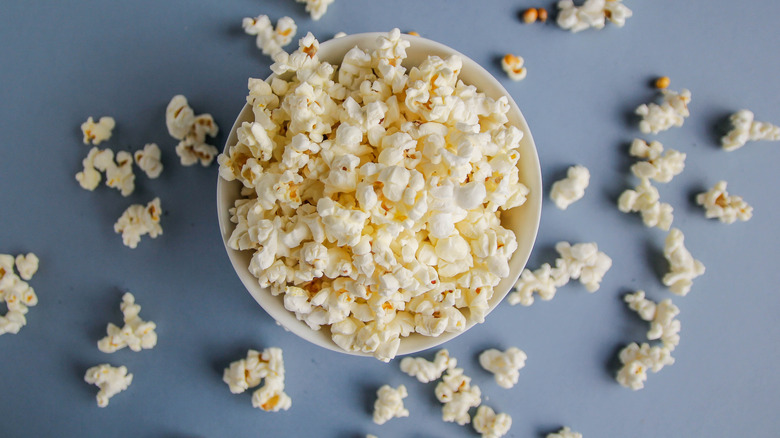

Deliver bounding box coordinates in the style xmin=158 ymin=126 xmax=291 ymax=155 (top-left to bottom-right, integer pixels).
xmin=296 ymin=0 xmax=334 ymax=20
xmin=508 ymin=241 xmax=611 ymax=305
xmin=616 ymin=342 xmax=674 ymax=390
xmin=97 ymin=292 xmax=157 ymax=353
xmin=478 ymin=347 xmax=527 ymax=388
xmin=399 ymin=349 xmax=456 ymax=383
xmin=662 ymin=228 xmax=705 ymax=296
xmin=219 ymin=29 xmax=530 ymax=361
xmin=113 ymin=197 xmax=163 ymax=249
xmin=81 ymin=116 xmax=115 ymax=145
xmin=522 ymin=8 xmax=539 ymax=23
xmin=655 ymin=76 xmax=670 ymax=89
xmin=473 ymin=405 xmax=512 ymax=438
xmin=14 ymin=253 xmax=39 ymax=281
xmin=547 ymin=426 xmax=583 ymax=438
xmin=617 ymin=178 xmax=673 ymax=230
xmin=223 ymin=348 xmax=291 ymax=412
xmin=435 ymin=367 xmax=482 ymax=425
xmin=84 ymin=364 xmax=133 ymax=407
xmin=0 ymin=253 xmax=39 ymax=336
xmin=695 ymin=180 xmax=752 ymax=224
xmin=501 ymin=54 xmax=527 ymax=81
xmin=242 ymin=15 xmax=298 ymax=57
xmin=721 ymin=109 xmax=780 ymax=151
xmin=86 ymin=148 xmax=136 ymax=196
xmin=557 ymin=0 xmax=632 ymax=32
xmin=628 ymin=139 xmax=685 ymax=183
xmin=635 ymin=88 xmax=691 ymax=134
xmin=373 ymin=384 xmax=410 ymax=425
xmin=624 ymin=291 xmax=680 ymax=350
xmin=75 ymin=147 xmax=103 ymax=191
xmin=134 ymin=143 xmax=163 ymax=179
xmin=550 ymin=165 xmax=589 ymax=209
xmin=166 ymin=95 xmax=219 ymax=166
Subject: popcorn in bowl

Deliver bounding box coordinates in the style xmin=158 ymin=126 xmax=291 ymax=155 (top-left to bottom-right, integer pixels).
xmin=217 ymin=30 xmax=541 ymax=362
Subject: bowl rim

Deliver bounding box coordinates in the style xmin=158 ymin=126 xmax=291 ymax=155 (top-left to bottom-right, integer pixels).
xmin=216 ymin=31 xmax=542 ymax=359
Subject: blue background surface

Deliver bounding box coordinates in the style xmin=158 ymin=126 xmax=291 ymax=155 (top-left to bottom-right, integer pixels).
xmin=1 ymin=1 xmax=778 ymax=437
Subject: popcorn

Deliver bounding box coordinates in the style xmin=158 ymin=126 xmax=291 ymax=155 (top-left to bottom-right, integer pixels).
xmin=618 ymin=178 xmax=673 ymax=230
xmin=550 ymin=165 xmax=590 ymax=209
xmin=114 ymin=198 xmax=163 ymax=249
xmin=616 ymin=342 xmax=674 ymax=390
xmin=134 ymin=143 xmax=163 ymax=178
xmin=166 ymin=95 xmax=219 ymax=166
xmin=478 ymin=347 xmax=527 ymax=388
xmin=219 ymin=30 xmax=528 ymax=361
xmin=242 ymin=15 xmax=297 ymax=57
xmin=76 ymin=147 xmax=103 ymax=191
xmin=372 ymin=384 xmax=410 ymax=425
xmin=296 ymin=0 xmax=334 ymax=20
xmin=14 ymin=253 xmax=39 ymax=281
xmin=501 ymin=54 xmax=527 ymax=81
xmin=624 ymin=291 xmax=680 ymax=350
xmin=547 ymin=426 xmax=583 ymax=438
xmin=84 ymin=364 xmax=133 ymax=407
xmin=97 ymin=292 xmax=157 ymax=353
xmin=435 ymin=367 xmax=482 ymax=425
xmin=721 ymin=109 xmax=780 ymax=151
xmin=473 ymin=405 xmax=512 ymax=438
xmin=104 ymin=150 xmax=136 ymax=196
xmin=662 ymin=228 xmax=705 ymax=296
xmin=506 ymin=263 xmax=565 ymax=306
xmin=628 ymin=139 xmax=685 ymax=183
xmin=223 ymin=348 xmax=291 ymax=412
xmin=0 ymin=253 xmax=39 ymax=336
xmin=696 ymin=180 xmax=753 ymax=224
xmin=635 ymin=88 xmax=691 ymax=134
xmin=81 ymin=116 xmax=115 ymax=145
xmin=557 ymin=0 xmax=632 ymax=32
xmin=399 ymin=349 xmax=457 ymax=383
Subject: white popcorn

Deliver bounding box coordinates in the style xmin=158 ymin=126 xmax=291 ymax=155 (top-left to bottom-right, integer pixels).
xmin=435 ymin=367 xmax=482 ymax=426
xmin=166 ymin=95 xmax=219 ymax=166
xmin=114 ymin=197 xmax=163 ymax=249
xmin=721 ymin=109 xmax=780 ymax=151
xmin=76 ymin=147 xmax=103 ymax=191
xmin=550 ymin=165 xmax=590 ymax=209
xmin=81 ymin=116 xmax=115 ymax=145
xmin=224 ymin=348 xmax=291 ymax=412
xmin=373 ymin=384 xmax=410 ymax=425
xmin=473 ymin=405 xmax=512 ymax=438
xmin=501 ymin=54 xmax=527 ymax=81
xmin=557 ymin=0 xmax=632 ymax=33
xmin=14 ymin=253 xmax=39 ymax=281
xmin=629 ymin=139 xmax=685 ymax=183
xmin=242 ymin=15 xmax=297 ymax=57
xmin=624 ymin=291 xmax=680 ymax=350
xmin=616 ymin=342 xmax=674 ymax=390
xmin=696 ymin=180 xmax=753 ymax=224
xmin=97 ymin=292 xmax=157 ymax=353
xmin=219 ymin=30 xmax=528 ymax=361
xmin=296 ymin=0 xmax=334 ymax=20
xmin=618 ymin=178 xmax=673 ymax=230
xmin=104 ymin=150 xmax=136 ymax=196
xmin=478 ymin=347 xmax=527 ymax=389
xmin=636 ymin=88 xmax=691 ymax=134
xmin=507 ymin=263 xmax=566 ymax=306
xmin=662 ymin=228 xmax=705 ymax=296
xmin=84 ymin=364 xmax=133 ymax=407
xmin=134 ymin=143 xmax=163 ymax=178
xmin=399 ymin=349 xmax=457 ymax=383
xmin=547 ymin=426 xmax=583 ymax=438
xmin=555 ymin=241 xmax=612 ymax=292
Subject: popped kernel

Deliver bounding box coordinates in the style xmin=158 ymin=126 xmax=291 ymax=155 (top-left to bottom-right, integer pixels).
xmin=624 ymin=291 xmax=680 ymax=350
xmin=635 ymin=88 xmax=691 ymax=134
xmin=295 ymin=0 xmax=334 ymax=20
xmin=721 ymin=109 xmax=780 ymax=151
xmin=84 ymin=364 xmax=133 ymax=407
xmin=557 ymin=0 xmax=632 ymax=32
xmin=0 ymin=253 xmax=39 ymax=336
xmin=547 ymin=426 xmax=583 ymax=438
xmin=223 ymin=348 xmax=292 ymax=412
xmin=113 ymin=198 xmax=163 ymax=249
xmin=373 ymin=384 xmax=410 ymax=425
xmin=478 ymin=347 xmax=527 ymax=388
xmin=662 ymin=228 xmax=705 ymax=296
xmin=696 ymin=180 xmax=752 ymax=224
xmin=134 ymin=143 xmax=163 ymax=179
xmin=628 ymin=139 xmax=685 ymax=183
xmin=399 ymin=349 xmax=456 ymax=383
xmin=501 ymin=54 xmax=527 ymax=81
xmin=550 ymin=165 xmax=590 ymax=209
xmin=166 ymin=95 xmax=219 ymax=166
xmin=616 ymin=342 xmax=674 ymax=390
xmin=242 ymin=15 xmax=298 ymax=57
xmin=473 ymin=405 xmax=512 ymax=438
xmin=617 ymin=178 xmax=673 ymax=230
xmin=97 ymin=292 xmax=157 ymax=353
xmin=435 ymin=367 xmax=482 ymax=426
xmin=81 ymin=116 xmax=115 ymax=145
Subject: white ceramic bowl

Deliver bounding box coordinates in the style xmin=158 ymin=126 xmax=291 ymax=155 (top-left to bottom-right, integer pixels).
xmin=217 ymin=32 xmax=542 ymax=358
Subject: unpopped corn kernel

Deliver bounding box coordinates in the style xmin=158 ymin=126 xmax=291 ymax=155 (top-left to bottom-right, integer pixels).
xmin=655 ymin=76 xmax=671 ymax=89
xmin=522 ymin=8 xmax=539 ymax=23
xmin=696 ymin=181 xmax=752 ymax=224
xmin=81 ymin=116 xmax=115 ymax=145
xmin=84 ymin=364 xmax=133 ymax=407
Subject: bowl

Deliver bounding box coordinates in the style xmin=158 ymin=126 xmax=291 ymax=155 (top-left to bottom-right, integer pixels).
xmin=217 ymin=32 xmax=542 ymax=359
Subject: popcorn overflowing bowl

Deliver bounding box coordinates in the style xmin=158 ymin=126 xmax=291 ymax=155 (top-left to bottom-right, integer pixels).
xmin=216 ymin=30 xmax=542 ymax=361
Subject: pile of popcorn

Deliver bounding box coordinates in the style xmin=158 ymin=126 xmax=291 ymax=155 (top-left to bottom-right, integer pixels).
xmin=218 ymin=29 xmax=530 ymax=361
xmin=0 ymin=253 xmax=39 ymax=336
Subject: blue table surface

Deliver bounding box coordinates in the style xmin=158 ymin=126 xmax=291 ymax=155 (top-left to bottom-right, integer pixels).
xmin=1 ymin=1 xmax=778 ymax=437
